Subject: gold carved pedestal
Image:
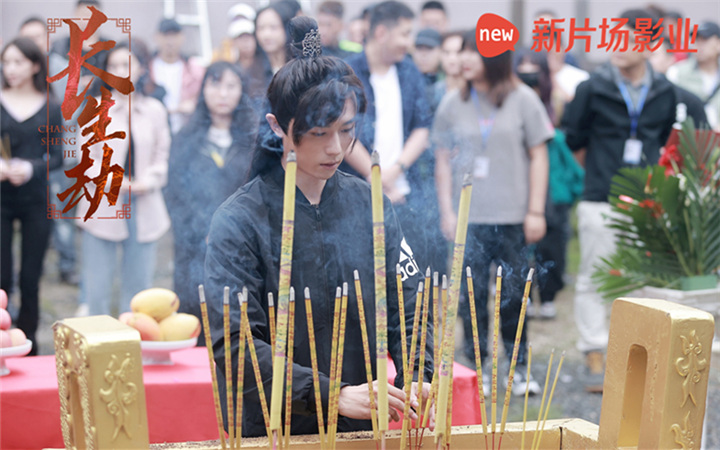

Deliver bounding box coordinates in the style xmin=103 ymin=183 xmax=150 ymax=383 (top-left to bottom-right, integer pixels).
xmin=53 ymin=315 xmax=149 ymax=449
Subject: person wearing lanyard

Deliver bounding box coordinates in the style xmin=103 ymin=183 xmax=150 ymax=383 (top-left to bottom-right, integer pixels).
xmin=433 ymin=30 xmax=553 ymax=397
xmin=560 ymin=8 xmax=707 ymax=393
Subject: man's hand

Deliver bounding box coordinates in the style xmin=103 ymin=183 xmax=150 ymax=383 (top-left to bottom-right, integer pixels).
xmin=410 ymin=381 xmax=435 ymax=430
xmin=7 ymin=159 xmax=33 ymax=186
xmin=524 ymin=213 xmax=546 ymax=244
xmin=338 ymin=381 xmax=411 ymax=423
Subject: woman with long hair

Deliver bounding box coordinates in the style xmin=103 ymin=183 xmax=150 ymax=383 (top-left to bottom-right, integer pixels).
xmin=0 ymin=38 xmax=62 ymax=354
xmin=205 ymin=16 xmax=432 ymax=437
xmin=75 ymin=40 xmax=171 ymax=316
xmin=165 ymin=61 xmax=258 ymax=325
xmin=433 ymin=31 xmax=554 ymax=396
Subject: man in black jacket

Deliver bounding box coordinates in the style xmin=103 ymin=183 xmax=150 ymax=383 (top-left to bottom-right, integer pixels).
xmin=561 ymin=8 xmax=707 ymax=393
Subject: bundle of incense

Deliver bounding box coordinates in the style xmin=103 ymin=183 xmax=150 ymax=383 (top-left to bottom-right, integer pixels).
xmin=222 ymin=287 xmax=235 ymax=450
xmin=416 ymin=267 xmax=432 ymax=430
xmin=303 ymin=288 xmax=326 ymax=450
xmin=370 ymin=150 xmax=388 ymax=446
xmin=400 ymin=280 xmax=424 ymax=450
xmin=435 ymin=173 xmax=472 ymax=447
xmin=533 ymin=352 xmax=565 ymax=450
xmin=235 ymin=289 xmax=248 ymax=448
xmin=521 ymin=345 xmax=532 ymax=450
xmin=242 ymin=295 xmax=273 ymax=444
xmin=499 ymin=268 xmax=534 ymax=449
xmin=270 ymin=151 xmax=297 ymax=447
xmin=198 ymin=285 xmax=227 ymax=450
xmin=268 ymin=293 xmax=276 ymax=352
xmin=491 ymin=266 xmax=503 ymax=447
xmin=465 ymin=267 xmax=488 ymax=450
xmin=326 ymin=287 xmax=342 ymax=449
xmin=354 ymin=270 xmax=379 ymax=441
xmin=531 ymin=350 xmax=554 ymax=450
xmin=329 ymin=283 xmax=350 ymax=449
xmin=283 ymin=288 xmax=296 ymax=449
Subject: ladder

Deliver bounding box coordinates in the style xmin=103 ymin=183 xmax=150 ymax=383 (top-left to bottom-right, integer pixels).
xmin=163 ymin=0 xmax=212 ymax=65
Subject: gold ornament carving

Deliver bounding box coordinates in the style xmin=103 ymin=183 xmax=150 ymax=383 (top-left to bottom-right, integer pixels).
xmin=674 ymin=330 xmax=708 ymax=407
xmin=99 ymin=353 xmax=138 ymax=441
xmin=671 ymin=411 xmax=695 ymax=449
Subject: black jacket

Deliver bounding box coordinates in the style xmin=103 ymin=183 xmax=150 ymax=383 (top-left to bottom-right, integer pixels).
xmin=561 ymin=63 xmax=707 ymax=202
xmin=204 ymin=164 xmax=432 ymax=437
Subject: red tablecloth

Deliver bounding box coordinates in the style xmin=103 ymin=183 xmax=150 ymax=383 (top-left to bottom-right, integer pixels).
xmin=0 ymin=348 xmax=481 ymax=449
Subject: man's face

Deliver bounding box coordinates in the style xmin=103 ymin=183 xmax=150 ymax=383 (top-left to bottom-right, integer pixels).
xmin=156 ymin=32 xmax=184 ymax=58
xmin=413 ymin=45 xmax=441 ymax=74
xmin=610 ymin=25 xmax=649 ymax=71
xmin=695 ymin=36 xmax=720 ymax=65
xmin=440 ymin=35 xmax=462 ymax=77
xmin=233 ymin=34 xmax=257 ymax=59
xmin=19 ymin=22 xmax=47 ymax=53
xmin=419 ymin=9 xmax=447 ymax=34
xmin=318 ymin=13 xmax=343 ymax=47
xmin=377 ymin=18 xmax=413 ymax=64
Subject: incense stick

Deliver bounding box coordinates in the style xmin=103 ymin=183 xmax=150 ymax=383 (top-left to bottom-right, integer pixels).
xmin=531 ymin=349 xmax=554 ymax=450
xmin=198 ymin=285 xmax=227 ymax=450
xmin=223 ymin=287 xmax=235 ymax=450
xmin=416 ymin=267 xmax=431 ymax=431
xmin=243 ymin=298 xmax=273 ymax=444
xmin=500 ymin=268 xmax=534 ymax=446
xmin=534 ymin=352 xmax=565 ymax=450
xmin=490 ymin=265 xmax=503 ymax=450
xmin=303 ymin=288 xmax=326 ymax=450
xmin=268 ymin=293 xmax=276 ymax=353
xmin=327 ymin=287 xmax=343 ymax=449
xmin=330 ymin=283 xmax=350 ymax=449
xmin=419 ymin=271 xmax=441 ymax=433
xmin=435 ymin=173 xmax=472 ymax=447
xmin=401 ymin=280 xmax=424 ymax=450
xmin=465 ymin=267 xmax=489 ymax=450
xmin=235 ymin=290 xmax=248 ymax=448
xmin=354 ymin=270 xmax=379 ymax=441
xmin=283 ymin=288 xmax=296 ymax=449
xmin=370 ymin=151 xmax=388 ymax=444
xmin=521 ymin=344 xmax=532 ymax=450
xmin=270 ymin=151 xmax=297 ymax=447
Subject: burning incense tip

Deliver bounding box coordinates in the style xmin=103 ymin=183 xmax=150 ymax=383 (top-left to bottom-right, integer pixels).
xmin=425 ymin=266 xmax=431 ymax=277
xmin=433 ymin=271 xmax=438 ymax=286
xmin=418 ymin=281 xmax=424 ymax=293
xmin=304 ymin=287 xmax=310 ymax=299
xmin=526 ymin=268 xmax=534 ymax=282
xmin=237 ymin=292 xmax=243 ymax=305
xmin=462 ymin=171 xmax=472 ymax=186
xmin=396 ymin=263 xmax=401 ymax=273
xmin=290 ymin=287 xmax=295 ymax=302
xmin=223 ymin=286 xmax=230 ymax=305
xmin=198 ymin=285 xmax=206 ymax=304
xmin=371 ymin=150 xmax=380 ymax=166
xmin=466 ymin=266 xmax=472 ymax=277
xmin=354 ymin=270 xmax=360 ymax=280
xmin=342 ymin=282 xmax=348 ymax=296
xmin=442 ymin=275 xmax=447 ymax=289
xmin=336 ymin=286 xmax=342 ymax=298
xmin=243 ymin=286 xmax=248 ymax=303
xmin=287 ymin=150 xmax=297 ymax=162
xmin=497 ymin=266 xmax=502 ymax=277
xmin=268 ymin=292 xmax=274 ymax=307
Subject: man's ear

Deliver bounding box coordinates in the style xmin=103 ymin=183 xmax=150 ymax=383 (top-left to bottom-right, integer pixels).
xmin=266 ymin=113 xmax=285 ymax=138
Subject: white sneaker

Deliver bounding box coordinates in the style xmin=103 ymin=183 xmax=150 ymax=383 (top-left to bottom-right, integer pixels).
xmin=508 ymin=369 xmax=541 ymax=397
xmin=539 ymin=302 xmax=557 ymax=319
xmin=75 ymin=303 xmax=89 ymax=317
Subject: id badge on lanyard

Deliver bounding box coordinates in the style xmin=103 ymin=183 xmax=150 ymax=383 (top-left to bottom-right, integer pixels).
xmin=617 ymin=82 xmax=649 ymax=165
xmin=471 ymin=89 xmax=496 ymax=179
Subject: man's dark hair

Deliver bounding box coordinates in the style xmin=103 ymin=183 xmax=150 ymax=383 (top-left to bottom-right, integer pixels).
xmin=369 ymin=1 xmax=414 ymax=35
xmin=421 ymin=1 xmax=445 ymax=12
xmin=20 ymin=16 xmax=45 ymax=29
xmin=619 ymin=8 xmax=661 ymax=31
xmin=76 ymin=0 xmax=101 ymax=7
xmin=318 ymin=1 xmax=344 ymax=19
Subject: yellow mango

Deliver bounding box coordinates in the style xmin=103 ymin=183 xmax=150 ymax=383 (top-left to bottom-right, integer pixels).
xmin=119 ymin=311 xmax=163 ymax=341
xmin=130 ymin=288 xmax=180 ymax=322
xmin=159 ymin=313 xmax=201 ymax=341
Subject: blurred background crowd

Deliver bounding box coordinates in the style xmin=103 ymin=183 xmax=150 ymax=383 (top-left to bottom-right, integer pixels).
xmin=1 ymin=0 xmax=719 ymax=397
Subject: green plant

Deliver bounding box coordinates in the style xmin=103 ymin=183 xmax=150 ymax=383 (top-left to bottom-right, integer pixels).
xmin=593 ymin=119 xmax=720 ymax=300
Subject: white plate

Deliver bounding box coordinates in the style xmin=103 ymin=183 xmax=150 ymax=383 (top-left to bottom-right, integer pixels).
xmin=0 ymin=339 xmax=33 ymax=376
xmin=140 ymin=337 xmax=198 ymax=365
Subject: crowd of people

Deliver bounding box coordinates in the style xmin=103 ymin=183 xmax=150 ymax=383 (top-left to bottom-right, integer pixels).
xmin=1 ymin=0 xmax=718 ymax=429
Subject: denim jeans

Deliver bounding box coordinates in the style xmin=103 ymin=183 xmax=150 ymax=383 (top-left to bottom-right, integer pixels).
xmin=80 ymin=212 xmax=157 ymax=316
xmin=50 ymin=169 xmax=77 ymax=274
